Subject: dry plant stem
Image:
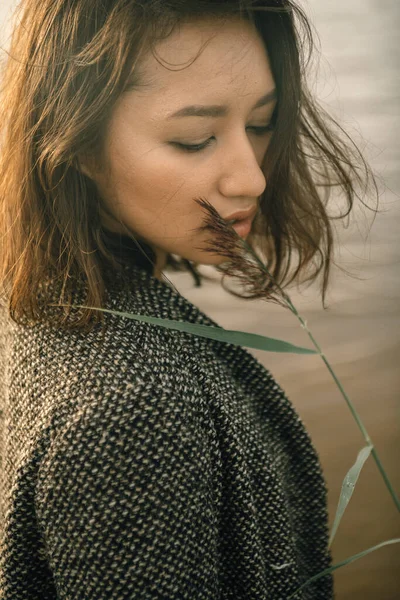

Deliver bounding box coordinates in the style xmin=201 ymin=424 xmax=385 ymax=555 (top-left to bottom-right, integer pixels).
xmin=239 ymin=237 xmax=400 ymax=512
xmin=195 ymin=197 xmax=399 ymax=510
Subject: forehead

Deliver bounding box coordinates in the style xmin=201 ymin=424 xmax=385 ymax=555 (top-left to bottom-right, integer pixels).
xmin=133 ymin=16 xmax=274 ymax=105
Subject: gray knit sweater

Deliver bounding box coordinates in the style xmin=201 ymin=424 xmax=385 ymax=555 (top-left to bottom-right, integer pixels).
xmin=0 ymin=259 xmax=333 ymax=599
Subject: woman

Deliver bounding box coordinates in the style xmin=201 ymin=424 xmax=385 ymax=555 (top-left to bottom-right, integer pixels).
xmin=0 ymin=1 xmax=378 ymax=598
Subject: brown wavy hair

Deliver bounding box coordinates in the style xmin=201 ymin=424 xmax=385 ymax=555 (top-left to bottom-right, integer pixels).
xmin=0 ymin=0 xmax=379 ymax=333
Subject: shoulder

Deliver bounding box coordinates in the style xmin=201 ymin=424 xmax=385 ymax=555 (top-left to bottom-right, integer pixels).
xmin=2 ymin=268 xmax=218 ymax=459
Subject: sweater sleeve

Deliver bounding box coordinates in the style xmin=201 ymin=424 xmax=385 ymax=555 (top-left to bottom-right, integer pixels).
xmin=35 ymin=379 xmax=220 ymax=600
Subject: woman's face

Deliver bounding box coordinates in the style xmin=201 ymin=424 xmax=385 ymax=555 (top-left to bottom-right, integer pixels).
xmin=82 ymin=16 xmax=277 ymax=277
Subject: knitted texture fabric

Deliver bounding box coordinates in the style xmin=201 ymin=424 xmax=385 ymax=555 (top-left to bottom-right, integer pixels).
xmin=0 ymin=260 xmax=334 ymax=599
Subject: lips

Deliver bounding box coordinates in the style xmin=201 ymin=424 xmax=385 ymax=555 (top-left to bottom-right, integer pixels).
xmin=231 ymin=215 xmax=254 ymax=239
xmin=224 ymin=206 xmax=258 ymax=223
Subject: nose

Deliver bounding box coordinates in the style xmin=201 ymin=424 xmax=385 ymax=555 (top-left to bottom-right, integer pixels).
xmin=217 ymin=132 xmax=267 ymax=200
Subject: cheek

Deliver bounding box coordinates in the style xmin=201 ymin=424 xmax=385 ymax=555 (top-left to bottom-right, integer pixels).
xmin=116 ymin=146 xmax=201 ymax=213
xmin=100 ymin=141 xmax=225 ymax=263
xmin=106 ymin=146 xmax=206 ymax=241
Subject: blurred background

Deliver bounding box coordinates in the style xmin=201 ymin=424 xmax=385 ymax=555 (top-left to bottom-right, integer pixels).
xmin=1 ymin=0 xmax=399 ymax=598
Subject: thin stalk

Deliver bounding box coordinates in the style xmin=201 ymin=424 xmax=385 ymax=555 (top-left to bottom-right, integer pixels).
xmin=241 ymin=239 xmax=400 ymax=512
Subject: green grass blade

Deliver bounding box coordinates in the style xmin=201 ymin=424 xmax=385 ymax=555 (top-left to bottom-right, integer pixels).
xmin=70 ymin=305 xmax=317 ymax=355
xmin=329 ymin=445 xmax=373 ymax=548
xmin=288 ymin=538 xmax=400 ymax=599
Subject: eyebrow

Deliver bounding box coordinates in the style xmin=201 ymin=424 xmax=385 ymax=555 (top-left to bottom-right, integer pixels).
xmin=167 ymin=89 xmax=277 ymax=119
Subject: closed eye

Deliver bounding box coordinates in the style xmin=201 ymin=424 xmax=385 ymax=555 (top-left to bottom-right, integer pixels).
xmin=171 ymin=124 xmax=275 ymax=153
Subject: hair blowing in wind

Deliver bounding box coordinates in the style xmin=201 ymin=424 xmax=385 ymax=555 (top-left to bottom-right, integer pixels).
xmin=0 ymin=0 xmax=379 ymax=333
